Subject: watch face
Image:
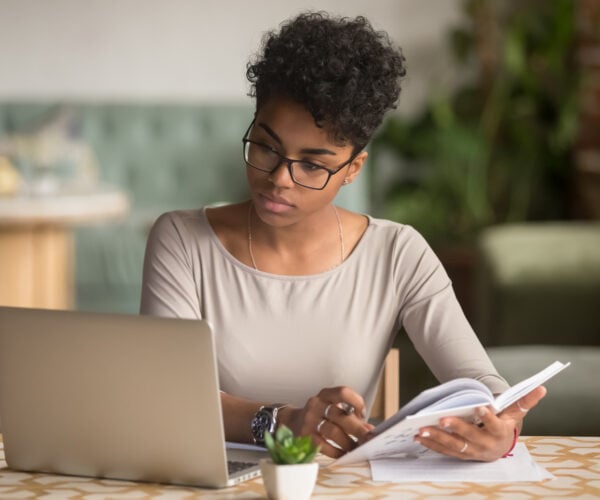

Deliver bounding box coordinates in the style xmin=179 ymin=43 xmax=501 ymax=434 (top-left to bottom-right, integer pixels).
xmin=251 ymin=409 xmax=273 ymax=442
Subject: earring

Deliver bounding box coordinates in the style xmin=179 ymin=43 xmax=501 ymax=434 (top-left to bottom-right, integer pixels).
xmin=343 ymin=179 xmax=350 ymax=185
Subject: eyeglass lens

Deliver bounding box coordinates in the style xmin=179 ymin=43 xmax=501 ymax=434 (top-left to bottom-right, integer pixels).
xmin=244 ymin=141 xmax=330 ymax=189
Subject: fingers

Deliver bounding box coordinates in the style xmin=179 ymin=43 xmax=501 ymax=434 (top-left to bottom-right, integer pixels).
xmin=412 ymin=387 xmax=549 ymax=462
xmin=473 ymin=406 xmax=505 ymax=437
xmin=317 ymin=386 xmax=367 ymax=419
xmin=500 ymin=385 xmax=547 ymax=420
xmin=302 ymin=386 xmax=372 ymax=458
xmin=415 ymin=406 xmax=520 ymax=462
xmin=414 ymin=425 xmax=478 ymax=461
xmin=324 ymin=402 xmax=373 ymax=438
xmin=313 ymin=418 xmax=355 ymax=456
xmin=518 ymin=385 xmax=547 ymax=411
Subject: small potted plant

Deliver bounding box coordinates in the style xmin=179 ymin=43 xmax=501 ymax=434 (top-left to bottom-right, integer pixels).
xmin=260 ymin=425 xmax=320 ymax=500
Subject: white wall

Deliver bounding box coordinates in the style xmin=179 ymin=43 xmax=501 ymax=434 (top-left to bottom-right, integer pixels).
xmin=0 ymin=0 xmax=463 ymax=115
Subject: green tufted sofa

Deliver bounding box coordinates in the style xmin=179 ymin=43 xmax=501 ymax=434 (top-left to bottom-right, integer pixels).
xmin=394 ymin=221 xmax=600 ymax=436
xmin=0 ymin=102 xmax=370 ymax=314
xmin=476 ymin=222 xmax=600 ymax=436
xmin=476 ymin=222 xmax=600 ymax=347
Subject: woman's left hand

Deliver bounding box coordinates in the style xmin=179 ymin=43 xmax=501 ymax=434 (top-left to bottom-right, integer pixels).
xmin=414 ymin=386 xmax=547 ymax=462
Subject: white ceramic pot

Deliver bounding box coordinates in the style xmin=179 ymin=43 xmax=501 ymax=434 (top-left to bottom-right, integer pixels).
xmin=259 ymin=458 xmax=319 ymax=500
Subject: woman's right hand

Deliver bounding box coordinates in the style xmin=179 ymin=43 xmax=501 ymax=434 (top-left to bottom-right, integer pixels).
xmin=278 ymin=386 xmax=374 ymax=458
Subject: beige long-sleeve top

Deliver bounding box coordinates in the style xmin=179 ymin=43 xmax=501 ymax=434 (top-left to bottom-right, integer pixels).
xmin=140 ymin=208 xmax=508 ymax=414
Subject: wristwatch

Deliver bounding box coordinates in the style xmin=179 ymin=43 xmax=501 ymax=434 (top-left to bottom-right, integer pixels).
xmin=251 ymin=404 xmax=288 ymax=445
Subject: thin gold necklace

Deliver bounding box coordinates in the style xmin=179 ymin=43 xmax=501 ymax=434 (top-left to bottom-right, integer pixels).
xmin=247 ymin=202 xmax=345 ymax=272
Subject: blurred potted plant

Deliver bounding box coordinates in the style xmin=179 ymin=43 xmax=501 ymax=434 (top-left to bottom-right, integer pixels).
xmin=373 ymin=0 xmax=580 ymax=245
xmin=371 ymin=0 xmax=580 ymax=322
xmin=260 ymin=425 xmax=320 ymax=500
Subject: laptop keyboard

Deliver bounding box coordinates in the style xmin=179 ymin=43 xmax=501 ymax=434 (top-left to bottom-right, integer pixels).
xmin=228 ymin=460 xmax=258 ymax=475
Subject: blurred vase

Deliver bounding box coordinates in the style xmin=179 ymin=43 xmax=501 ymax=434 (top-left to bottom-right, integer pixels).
xmin=0 ymin=156 xmax=21 ymax=196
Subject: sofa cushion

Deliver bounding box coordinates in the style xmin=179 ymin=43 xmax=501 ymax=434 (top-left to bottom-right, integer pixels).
xmin=477 ymin=222 xmax=600 ymax=346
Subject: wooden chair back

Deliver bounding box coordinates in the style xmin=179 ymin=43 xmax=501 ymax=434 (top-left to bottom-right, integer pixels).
xmin=370 ymin=347 xmax=399 ymax=422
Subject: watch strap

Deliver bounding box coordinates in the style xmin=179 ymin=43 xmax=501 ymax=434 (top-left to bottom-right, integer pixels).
xmin=251 ymin=403 xmax=288 ymax=444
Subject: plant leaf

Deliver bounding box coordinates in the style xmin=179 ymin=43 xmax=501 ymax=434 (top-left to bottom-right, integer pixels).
xmin=265 ymin=425 xmax=319 ymax=465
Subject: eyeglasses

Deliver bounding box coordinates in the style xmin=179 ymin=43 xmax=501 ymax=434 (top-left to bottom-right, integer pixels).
xmin=242 ymin=121 xmax=355 ymax=190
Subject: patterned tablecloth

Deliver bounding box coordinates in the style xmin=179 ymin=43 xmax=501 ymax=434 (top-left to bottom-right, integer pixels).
xmin=1 ymin=436 xmax=598 ymax=499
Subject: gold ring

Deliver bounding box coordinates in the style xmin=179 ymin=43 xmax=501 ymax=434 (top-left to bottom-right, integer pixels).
xmin=316 ymin=418 xmax=327 ymax=434
xmin=460 ymin=441 xmax=468 ymax=453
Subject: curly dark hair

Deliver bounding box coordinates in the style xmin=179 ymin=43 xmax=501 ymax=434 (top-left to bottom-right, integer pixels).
xmin=246 ymin=11 xmax=407 ymax=151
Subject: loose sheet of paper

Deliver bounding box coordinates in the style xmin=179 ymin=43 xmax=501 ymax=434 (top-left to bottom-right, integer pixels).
xmin=369 ymin=443 xmax=553 ymax=482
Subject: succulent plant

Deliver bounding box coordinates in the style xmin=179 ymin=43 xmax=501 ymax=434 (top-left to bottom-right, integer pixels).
xmin=264 ymin=425 xmax=320 ymax=465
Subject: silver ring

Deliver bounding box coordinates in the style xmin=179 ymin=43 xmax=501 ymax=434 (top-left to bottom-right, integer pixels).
xmin=338 ymin=402 xmax=355 ymax=415
xmin=316 ymin=418 xmax=327 ymax=434
xmin=460 ymin=441 xmax=468 ymax=453
xmin=325 ymin=438 xmax=344 ymax=450
xmin=324 ymin=403 xmax=334 ymax=419
xmin=517 ymin=401 xmax=529 ymax=413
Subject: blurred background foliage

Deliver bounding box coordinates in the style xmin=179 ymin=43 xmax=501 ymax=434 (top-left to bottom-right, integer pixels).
xmin=372 ymin=0 xmax=580 ymax=245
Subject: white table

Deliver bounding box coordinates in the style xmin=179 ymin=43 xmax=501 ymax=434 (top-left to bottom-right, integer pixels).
xmin=0 ymin=185 xmax=128 ymax=309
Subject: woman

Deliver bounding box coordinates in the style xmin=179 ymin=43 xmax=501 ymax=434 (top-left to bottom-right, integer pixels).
xmin=140 ymin=11 xmax=545 ymax=461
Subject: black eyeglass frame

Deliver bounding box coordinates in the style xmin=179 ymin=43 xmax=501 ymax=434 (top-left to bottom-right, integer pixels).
xmin=241 ymin=120 xmax=357 ymax=190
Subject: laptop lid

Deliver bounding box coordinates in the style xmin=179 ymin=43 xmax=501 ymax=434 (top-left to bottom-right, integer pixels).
xmin=0 ymin=306 xmax=262 ymax=488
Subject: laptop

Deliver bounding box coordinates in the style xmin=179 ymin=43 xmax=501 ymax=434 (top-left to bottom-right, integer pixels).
xmin=0 ymin=306 xmax=268 ymax=488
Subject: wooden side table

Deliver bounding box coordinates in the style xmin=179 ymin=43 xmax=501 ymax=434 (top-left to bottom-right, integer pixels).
xmin=0 ymin=186 xmax=128 ymax=309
